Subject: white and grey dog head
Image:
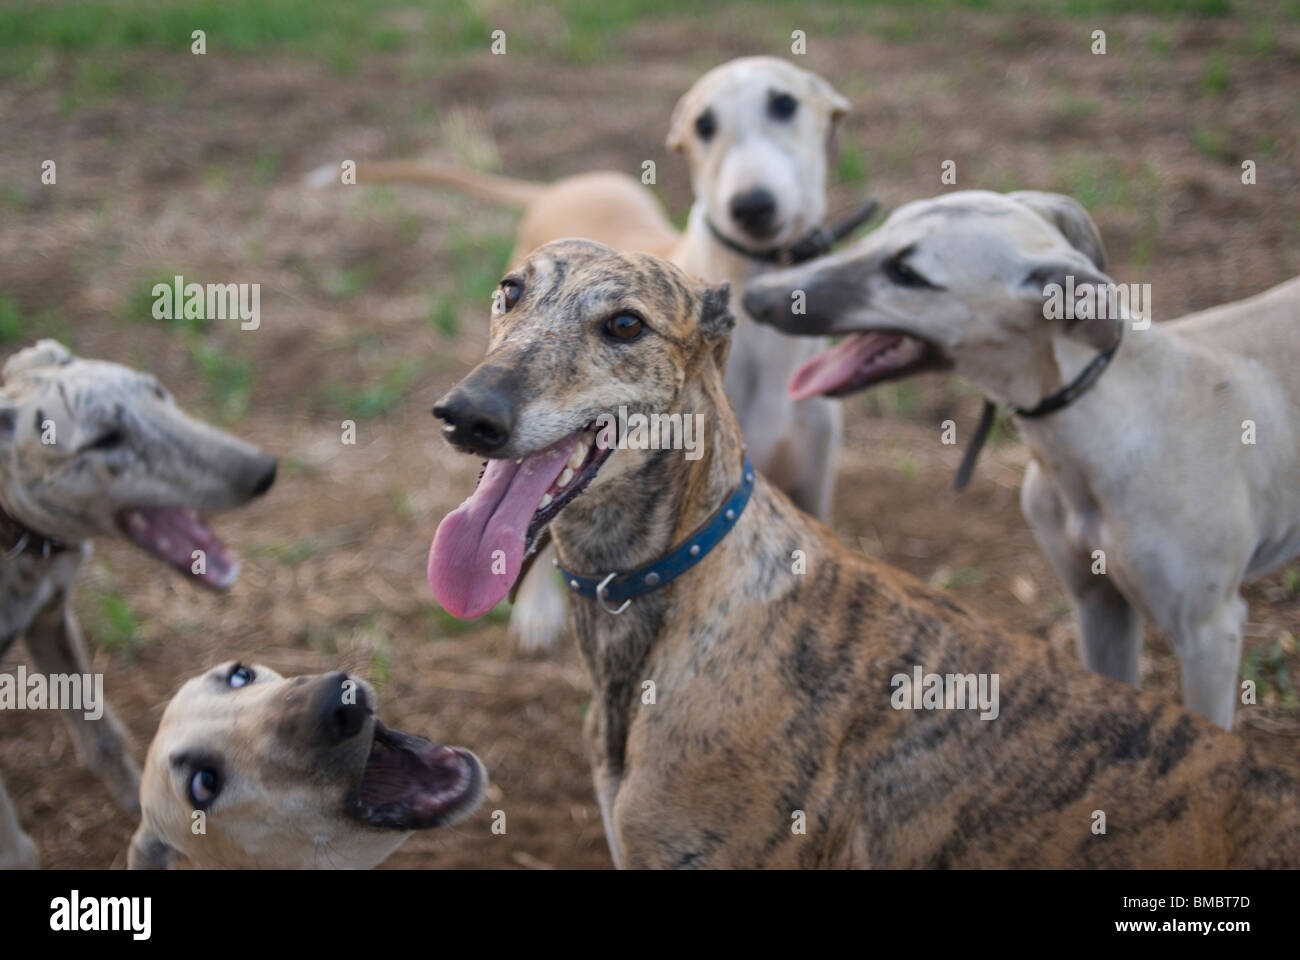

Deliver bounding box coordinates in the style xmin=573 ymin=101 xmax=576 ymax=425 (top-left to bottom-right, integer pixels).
xmin=667 ymin=56 xmax=850 ymax=252
xmin=0 ymin=339 xmax=276 ymax=586
xmin=742 ymin=190 xmax=1113 ymax=407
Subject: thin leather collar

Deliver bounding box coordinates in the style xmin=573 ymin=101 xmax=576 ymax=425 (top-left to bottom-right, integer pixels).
xmin=955 ymin=320 xmax=1124 ymax=491
xmin=557 ymin=455 xmax=755 ymax=614
xmin=705 ymin=198 xmax=880 ymax=266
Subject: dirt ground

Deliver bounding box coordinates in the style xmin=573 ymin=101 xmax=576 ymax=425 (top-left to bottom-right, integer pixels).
xmin=1 ymin=5 xmax=1298 ymax=869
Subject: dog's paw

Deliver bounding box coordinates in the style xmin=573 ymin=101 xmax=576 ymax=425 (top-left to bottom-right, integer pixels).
xmin=509 ymin=574 xmax=569 ymax=652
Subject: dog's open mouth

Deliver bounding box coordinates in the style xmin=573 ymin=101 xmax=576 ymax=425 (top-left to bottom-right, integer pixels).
xmin=788 ymin=331 xmax=947 ymax=400
xmin=352 ymin=721 xmax=485 ymax=830
xmin=116 ymin=507 xmax=240 ymax=590
xmin=427 ymin=421 xmax=615 ymax=618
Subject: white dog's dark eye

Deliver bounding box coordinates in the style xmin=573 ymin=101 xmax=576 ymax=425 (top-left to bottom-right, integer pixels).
xmin=768 ymin=92 xmax=798 ymax=120
xmin=604 ymin=313 xmax=645 ymax=342
xmin=189 ymin=768 xmax=220 ymax=809
xmin=885 ymin=251 xmax=937 ymax=289
xmin=694 ymin=109 xmax=716 ymax=141
xmin=227 ymin=664 xmax=254 ymax=688
xmin=499 ymin=279 xmax=522 ymax=311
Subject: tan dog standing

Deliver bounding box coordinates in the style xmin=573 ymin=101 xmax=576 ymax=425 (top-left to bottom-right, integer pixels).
xmin=0 ymin=340 xmax=277 ymax=869
xmin=743 ymin=190 xmax=1300 ymax=731
xmin=130 ymin=662 xmax=486 ymax=869
xmin=427 ymin=239 xmax=1299 ymax=868
xmin=332 ymin=57 xmax=851 ymax=645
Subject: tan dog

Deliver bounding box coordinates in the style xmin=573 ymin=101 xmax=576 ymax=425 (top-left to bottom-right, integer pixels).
xmin=329 ymin=57 xmax=851 ymax=645
xmin=129 ymin=662 xmax=486 ymax=869
xmin=426 ymin=239 xmax=1298 ymax=868
xmin=0 ymin=340 xmax=276 ymax=869
xmin=743 ymin=190 xmax=1300 ymax=731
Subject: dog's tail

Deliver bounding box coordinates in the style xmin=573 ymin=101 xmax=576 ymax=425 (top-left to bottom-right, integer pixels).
xmin=304 ymin=161 xmax=544 ymax=208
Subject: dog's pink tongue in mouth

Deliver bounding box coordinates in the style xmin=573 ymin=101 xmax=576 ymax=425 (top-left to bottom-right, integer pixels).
xmin=788 ymin=332 xmax=929 ymax=400
xmin=429 ymin=433 xmax=581 ymax=619
xmin=118 ymin=507 xmax=239 ymax=589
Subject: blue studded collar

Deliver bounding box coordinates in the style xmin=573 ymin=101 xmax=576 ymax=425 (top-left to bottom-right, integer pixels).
xmin=556 ymin=455 xmax=756 ymax=614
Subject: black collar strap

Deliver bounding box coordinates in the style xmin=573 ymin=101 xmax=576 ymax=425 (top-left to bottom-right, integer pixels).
xmin=705 ymin=198 xmax=880 ymax=266
xmin=557 ymin=455 xmax=755 ymax=615
xmin=954 ymin=320 xmax=1124 ymax=491
xmin=0 ymin=505 xmax=71 ymax=561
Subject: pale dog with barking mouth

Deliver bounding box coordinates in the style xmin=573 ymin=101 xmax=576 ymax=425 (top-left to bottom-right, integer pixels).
xmin=0 ymin=340 xmax=277 ymax=868
xmin=743 ymin=190 xmax=1300 ymax=730
xmin=129 ymin=662 xmax=486 ymax=869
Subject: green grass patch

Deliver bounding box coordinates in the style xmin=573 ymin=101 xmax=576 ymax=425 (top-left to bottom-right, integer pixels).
xmin=0 ymin=296 xmax=26 ymax=343
xmin=322 ymin=358 xmax=422 ymax=420
xmin=189 ymin=339 xmax=255 ymax=422
xmin=90 ymin=587 xmax=142 ymax=660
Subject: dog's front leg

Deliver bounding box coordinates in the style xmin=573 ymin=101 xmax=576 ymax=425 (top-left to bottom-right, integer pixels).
xmin=0 ymin=770 xmax=39 ymax=868
xmin=1172 ymin=595 xmax=1246 ymax=730
xmin=25 ymin=600 xmax=141 ymax=815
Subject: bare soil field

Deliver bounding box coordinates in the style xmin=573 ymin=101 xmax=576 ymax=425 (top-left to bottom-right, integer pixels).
xmin=1 ymin=3 xmax=1298 ymax=869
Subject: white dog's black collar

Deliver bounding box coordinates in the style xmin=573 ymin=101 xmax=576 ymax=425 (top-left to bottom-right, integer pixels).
xmin=706 ymin=198 xmax=880 ymax=266
xmin=955 ymin=320 xmax=1124 ymax=491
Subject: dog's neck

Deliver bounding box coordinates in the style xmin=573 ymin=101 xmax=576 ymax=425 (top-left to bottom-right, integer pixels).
xmin=678 ymin=205 xmax=780 ymax=282
xmin=549 ymin=362 xmax=744 ymax=777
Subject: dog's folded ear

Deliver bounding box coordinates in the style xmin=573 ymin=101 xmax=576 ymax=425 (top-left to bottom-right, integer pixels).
xmin=1020 ymin=256 xmax=1122 ymax=351
xmin=1009 ymin=191 xmax=1107 ymax=271
xmin=698 ymin=282 xmax=735 ymax=341
xmin=127 ymin=821 xmax=178 ymax=870
xmin=2 ymin=338 xmax=74 ymax=382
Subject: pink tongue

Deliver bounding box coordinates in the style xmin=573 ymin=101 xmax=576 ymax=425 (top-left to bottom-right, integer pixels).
xmin=428 ymin=435 xmax=579 ymax=619
xmin=788 ymin=332 xmax=902 ymax=400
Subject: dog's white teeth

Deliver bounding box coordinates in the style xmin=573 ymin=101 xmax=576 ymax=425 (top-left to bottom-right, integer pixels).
xmin=539 ymin=493 xmax=553 ymax=509
xmin=558 ymin=467 xmax=574 ymax=487
xmin=568 ymin=443 xmax=588 ymax=470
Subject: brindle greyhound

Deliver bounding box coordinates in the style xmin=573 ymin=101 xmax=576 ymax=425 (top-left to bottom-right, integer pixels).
xmin=0 ymin=340 xmax=276 ymax=868
xmin=427 ymin=239 xmax=1298 ymax=868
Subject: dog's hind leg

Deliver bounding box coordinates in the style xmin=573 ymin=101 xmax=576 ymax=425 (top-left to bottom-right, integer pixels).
xmin=1022 ymin=461 xmax=1142 ymax=685
xmin=25 ymin=601 xmax=141 ymax=815
xmin=0 ymin=770 xmax=38 ymax=868
xmin=508 ymin=543 xmax=570 ymax=650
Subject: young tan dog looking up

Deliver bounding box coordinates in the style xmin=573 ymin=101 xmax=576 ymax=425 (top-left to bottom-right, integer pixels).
xmin=130 ymin=662 xmax=486 ymax=869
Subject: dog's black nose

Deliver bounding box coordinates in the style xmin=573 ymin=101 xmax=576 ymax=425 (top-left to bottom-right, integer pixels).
xmin=315 ymin=671 xmax=369 ymax=745
xmin=249 ymin=457 xmax=277 ymax=498
xmin=730 ymin=187 xmax=777 ymax=237
xmin=433 ymin=389 xmax=513 ymax=454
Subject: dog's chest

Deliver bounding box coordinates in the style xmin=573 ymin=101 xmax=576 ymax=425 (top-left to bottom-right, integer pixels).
xmin=0 ymin=550 xmax=83 ymax=646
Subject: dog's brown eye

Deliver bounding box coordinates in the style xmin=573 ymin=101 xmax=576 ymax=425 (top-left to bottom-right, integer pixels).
xmin=499 ymin=279 xmax=522 ymax=312
xmin=695 ymin=109 xmax=716 ymax=141
xmin=604 ymin=313 xmax=645 ymax=342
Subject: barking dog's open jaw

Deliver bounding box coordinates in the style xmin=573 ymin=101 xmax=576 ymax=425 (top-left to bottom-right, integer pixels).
xmin=352 ymin=722 xmax=485 ymax=830
xmin=788 ymin=332 xmax=942 ymax=400
xmin=428 ymin=422 xmax=613 ymax=619
xmin=117 ymin=507 xmax=240 ymax=589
